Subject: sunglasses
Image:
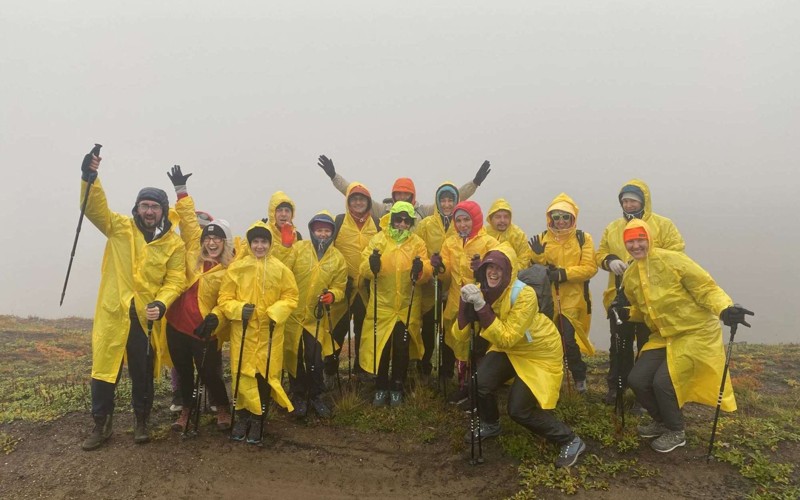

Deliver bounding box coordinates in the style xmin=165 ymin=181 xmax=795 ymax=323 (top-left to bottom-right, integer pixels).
xmin=551 ymin=213 xmax=572 ymax=222
xmin=392 ymin=216 xmax=413 ymax=224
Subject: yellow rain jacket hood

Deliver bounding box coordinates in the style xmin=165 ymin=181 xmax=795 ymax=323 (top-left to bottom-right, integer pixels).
xmin=622 ymin=219 xmax=736 ymax=412
xmin=596 ymin=179 xmax=685 ymax=311
xmin=486 ymin=198 xmax=533 ymax=271
xmin=217 ymin=220 xmax=299 ymax=414
xmin=451 ymin=243 xmax=563 ymax=409
xmin=83 ymin=178 xmax=186 ymax=383
xmin=266 ymin=191 xmax=299 ymax=268
xmin=531 ymin=193 xmax=596 ymax=355
xmin=417 ymin=181 xmax=460 ymax=314
xmin=359 ymin=228 xmax=432 ymax=371
xmin=283 ymin=211 xmax=348 ymax=377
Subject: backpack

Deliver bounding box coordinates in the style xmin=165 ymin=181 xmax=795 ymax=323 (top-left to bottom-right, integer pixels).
xmin=513 ymin=264 xmax=554 ymax=320
xmin=333 ymin=212 xmax=382 ymax=241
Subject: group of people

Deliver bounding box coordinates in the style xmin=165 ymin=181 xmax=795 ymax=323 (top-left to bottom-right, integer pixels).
xmin=76 ymin=147 xmax=753 ymax=469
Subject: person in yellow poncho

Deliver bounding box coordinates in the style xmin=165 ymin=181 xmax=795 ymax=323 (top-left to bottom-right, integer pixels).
xmin=620 ymin=220 xmax=752 ymax=453
xmin=453 ymin=243 xmax=586 ymax=468
xmin=529 ymin=193 xmax=597 ymax=394
xmin=360 ymin=202 xmax=432 ymax=407
xmin=595 ymin=179 xmax=685 ymax=405
xmin=265 ymin=191 xmax=301 ymax=268
xmin=78 ymin=151 xmax=185 ymax=451
xmin=217 ymin=221 xmax=299 ymax=445
xmin=284 ymin=211 xmax=347 ymax=419
xmin=485 ymin=198 xmax=532 ymax=271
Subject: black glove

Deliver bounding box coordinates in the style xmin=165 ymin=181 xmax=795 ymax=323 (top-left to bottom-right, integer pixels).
xmin=147 ymin=301 xmax=166 ymax=320
xmin=720 ymin=304 xmax=754 ymax=328
xmin=369 ymin=249 xmax=381 ymax=276
xmin=261 ymin=217 xmax=269 ymax=224
xmin=194 ymin=313 xmax=219 ymax=338
xmin=167 ymin=164 xmax=192 ymax=187
xmin=547 ymin=267 xmax=567 ymax=284
xmin=81 ymin=144 xmax=102 ymax=182
xmin=473 ymin=160 xmax=491 ymax=186
xmin=318 ymin=155 xmax=336 ymax=179
xmin=242 ymin=303 xmax=256 ymax=322
xmin=610 ymin=290 xmax=630 ymax=322
xmin=528 ymin=235 xmax=546 ymax=255
xmin=430 ymin=253 xmax=445 ymax=274
xmin=410 ymin=256 xmax=423 ymax=282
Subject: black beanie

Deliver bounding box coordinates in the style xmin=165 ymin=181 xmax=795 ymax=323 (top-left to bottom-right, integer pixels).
xmin=276 ymin=202 xmax=293 ymax=212
xmin=133 ymin=187 xmax=169 ymax=215
xmin=247 ymin=226 xmax=272 ymax=245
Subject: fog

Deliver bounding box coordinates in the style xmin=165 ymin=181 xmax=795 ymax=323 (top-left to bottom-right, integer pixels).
xmin=2 ymin=1 xmax=798 ymax=348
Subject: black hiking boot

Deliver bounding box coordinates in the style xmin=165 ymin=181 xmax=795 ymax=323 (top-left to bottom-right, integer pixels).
xmin=230 ymin=410 xmax=249 ymax=441
xmin=246 ymin=416 xmax=263 ymax=445
xmin=81 ymin=414 xmax=113 ymax=451
xmin=133 ymin=411 xmax=150 ymax=444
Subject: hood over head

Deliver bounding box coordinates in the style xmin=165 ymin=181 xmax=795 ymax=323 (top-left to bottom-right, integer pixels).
xmin=475 ymin=242 xmax=517 ymax=306
xmin=545 ymin=193 xmax=578 ymax=239
xmin=346 ymin=182 xmax=373 ymax=214
xmin=618 ymin=179 xmax=652 ymax=221
xmin=488 ymin=198 xmax=513 ymax=229
xmin=308 ymin=210 xmax=336 ymax=257
xmin=388 ymin=201 xmax=415 ymax=243
xmin=246 ymin=219 xmax=272 ymax=247
xmin=452 ymin=200 xmax=483 ymax=241
xmin=267 ymin=191 xmax=297 ymax=230
xmin=391 ymin=177 xmax=416 ymax=205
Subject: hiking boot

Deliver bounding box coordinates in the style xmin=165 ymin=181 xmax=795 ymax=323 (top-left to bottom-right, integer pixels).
xmin=81 ymin=414 xmax=113 ymax=451
xmin=373 ymin=390 xmax=389 ymax=407
xmin=171 ymin=408 xmax=190 ymax=432
xmin=575 ymin=379 xmax=588 ymax=394
xmin=246 ymin=416 xmax=263 ymax=445
xmin=651 ymin=430 xmax=686 ymax=453
xmin=448 ymin=386 xmax=469 ymax=406
xmin=216 ymin=406 xmax=232 ymax=431
xmin=133 ymin=411 xmax=150 ymax=444
xmin=555 ymin=436 xmax=586 ymax=468
xmin=170 ymin=390 xmax=183 ymax=412
xmin=389 ymin=390 xmax=403 ymax=408
xmin=604 ymin=388 xmax=617 ymax=406
xmin=637 ymin=419 xmax=668 ymax=438
xmin=230 ymin=410 xmax=249 ymax=441
xmin=630 ymin=401 xmax=647 ymax=416
xmin=291 ymin=398 xmax=308 ymax=418
xmin=323 ymin=372 xmax=337 ymax=392
xmin=463 ymin=420 xmax=502 ymax=443
xmin=310 ymin=395 xmax=332 ymax=418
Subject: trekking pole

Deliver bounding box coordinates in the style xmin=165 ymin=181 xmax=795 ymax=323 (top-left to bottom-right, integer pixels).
xmin=60 ymin=143 xmax=102 ymax=306
xmin=706 ymin=322 xmax=739 ymax=463
xmin=141 ymin=318 xmax=154 ymax=414
xmin=431 ymin=259 xmax=443 ymax=396
xmin=610 ymin=275 xmax=625 ymax=436
xmin=260 ymin=320 xmax=276 ymax=443
xmin=229 ymin=317 xmax=249 ymax=439
xmin=552 ymin=278 xmax=573 ymax=396
xmin=468 ymin=320 xmax=484 ymax=465
xmin=323 ymin=289 xmax=342 ymax=395
xmin=307 ymin=298 xmax=325 ymax=413
xmin=345 ymin=281 xmax=352 ymax=379
xmin=372 ymin=249 xmax=379 ymax=378
xmin=404 ymin=258 xmax=420 ymax=345
xmin=184 ymin=336 xmax=211 ymax=438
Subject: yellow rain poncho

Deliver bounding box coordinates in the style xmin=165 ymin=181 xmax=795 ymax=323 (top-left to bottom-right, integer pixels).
xmin=485 ymin=198 xmax=533 ymax=271
xmin=416 ymin=181 xmax=459 ymax=314
xmin=83 ymin=178 xmax=185 ymax=383
xmin=284 ymin=211 xmax=348 ymax=377
xmin=266 ymin=191 xmax=299 ymax=268
xmin=451 ymin=244 xmax=563 ymax=409
xmin=595 ymin=179 xmax=685 ymax=311
xmin=530 ymin=193 xmax=597 ymax=355
xmin=622 ymin=219 xmax=736 ymax=412
xmin=217 ymin=221 xmax=299 ymax=414
xmin=359 ymin=203 xmax=432 ymax=372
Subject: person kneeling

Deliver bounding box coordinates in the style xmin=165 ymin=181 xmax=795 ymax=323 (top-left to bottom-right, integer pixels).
xmin=453 ymin=243 xmax=585 ymax=468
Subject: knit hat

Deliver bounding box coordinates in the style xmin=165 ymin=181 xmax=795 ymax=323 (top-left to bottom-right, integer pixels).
xmin=247 ymin=225 xmax=272 ymax=245
xmin=309 ymin=212 xmax=335 ymax=233
xmin=276 ymin=201 xmax=293 ymax=213
xmin=202 ymin=219 xmax=232 ymax=242
xmin=620 ymin=192 xmax=644 ymax=203
xmin=133 ymin=187 xmax=169 ymax=215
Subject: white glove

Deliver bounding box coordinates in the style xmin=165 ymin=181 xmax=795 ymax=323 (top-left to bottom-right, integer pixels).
xmin=460 ymin=284 xmax=486 ymax=310
xmin=608 ymin=259 xmax=628 ymax=276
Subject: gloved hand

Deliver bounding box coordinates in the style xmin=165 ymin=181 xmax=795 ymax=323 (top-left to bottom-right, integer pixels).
xmin=146 ymin=301 xmax=166 ymax=321
xmin=194 ymin=313 xmax=219 ymax=338
xmin=369 ymin=249 xmax=382 ymax=276
xmin=319 ymin=290 xmax=335 ymax=305
xmin=167 ymin=165 xmax=192 ymax=196
xmin=318 ymin=155 xmax=336 ymax=179
xmin=430 ymin=253 xmax=445 ymax=274
xmin=528 ymin=235 xmax=546 ymax=255
xmin=81 ymin=144 xmax=102 ymax=182
xmin=720 ymin=304 xmax=754 ymax=328
xmin=547 ymin=267 xmax=567 ymax=284
xmin=242 ymin=303 xmax=256 ymax=322
xmin=410 ymin=256 xmax=423 ymax=282
xmin=607 ymin=256 xmax=628 ymax=276
xmin=460 ymin=284 xmax=486 ymax=310
xmin=473 ymin=160 xmax=491 ymax=186
xmin=281 ymin=223 xmax=295 ymax=247
xmin=470 ymin=254 xmax=482 ymax=273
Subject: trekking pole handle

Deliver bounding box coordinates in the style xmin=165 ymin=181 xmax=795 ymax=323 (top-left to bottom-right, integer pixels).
xmin=611 ymin=307 xmax=623 ymax=326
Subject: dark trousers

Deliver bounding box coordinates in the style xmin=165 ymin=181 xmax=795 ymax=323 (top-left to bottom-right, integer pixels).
xmin=606 ymin=316 xmax=649 ymax=391
xmin=628 ymin=348 xmax=684 ymax=431
xmin=327 ymin=292 xmax=366 ymax=375
xmin=290 ymin=330 xmax=325 ymax=399
xmin=555 ymin=316 xmax=587 ymax=382
xmin=421 ymin=306 xmax=457 ymax=378
xmin=91 ymin=306 xmax=153 ymax=417
xmin=478 ymin=351 xmax=574 ymax=445
xmin=166 ymin=323 xmax=230 ymax=410
xmin=376 ymin=322 xmax=410 ymax=391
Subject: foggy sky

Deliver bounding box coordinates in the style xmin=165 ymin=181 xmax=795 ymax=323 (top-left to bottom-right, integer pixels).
xmin=2 ymin=1 xmax=798 ymax=348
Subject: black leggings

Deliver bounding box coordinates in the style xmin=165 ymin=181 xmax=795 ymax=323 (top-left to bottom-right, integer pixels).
xmin=376 ymin=322 xmax=410 ymax=391
xmin=289 ymin=329 xmax=325 ymax=398
xmin=554 ymin=316 xmax=587 ymax=382
xmin=327 ymin=291 xmax=366 ymax=374
xmin=166 ymin=323 xmax=229 ymax=410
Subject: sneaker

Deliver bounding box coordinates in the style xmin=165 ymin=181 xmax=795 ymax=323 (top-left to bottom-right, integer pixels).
xmin=555 ymin=436 xmax=586 ymax=468
xmin=291 ymin=398 xmax=308 ymax=419
xmin=651 ymin=430 xmax=686 ymax=453
xmin=637 ymin=419 xmax=668 ymax=438
xmin=389 ymin=390 xmax=403 ymax=408
xmin=230 ymin=410 xmax=249 ymax=441
xmin=463 ymin=420 xmax=502 ymax=443
xmin=209 ymin=405 xmax=218 ymax=413
xmin=575 ymin=379 xmax=588 ymax=394
xmin=310 ymin=395 xmax=332 ymax=418
xmin=170 ymin=390 xmax=183 ymax=413
xmin=216 ymin=406 xmax=232 ymax=431
xmin=246 ymin=416 xmax=263 ymax=445
xmin=373 ymin=390 xmax=389 ymax=407
xmin=448 ymin=386 xmax=469 ymax=406
xmin=171 ymin=408 xmax=191 ymax=432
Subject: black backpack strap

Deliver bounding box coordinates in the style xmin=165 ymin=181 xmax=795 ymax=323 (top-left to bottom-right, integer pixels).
xmin=576 ymin=229 xmax=585 ymax=247
xmin=372 ymin=214 xmax=382 ymax=232
xmin=333 ymin=213 xmax=346 ymax=241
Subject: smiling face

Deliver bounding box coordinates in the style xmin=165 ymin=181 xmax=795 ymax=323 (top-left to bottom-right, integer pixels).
xmin=491 ymin=210 xmax=511 ymax=231
xmin=250 ymin=237 xmax=271 ymax=258
xmin=202 ymin=235 xmax=224 ymax=261
xmin=313 ymin=225 xmax=333 ymax=242
xmin=391 ymin=213 xmax=413 ymax=231
xmin=275 ymin=206 xmax=293 ymax=227
xmin=622 ymin=198 xmax=643 ymax=214
xmin=136 ymin=201 xmax=163 ymax=230
xmin=348 ymin=193 xmax=369 ymax=214
xmin=439 ymin=194 xmax=455 ymax=217
xmin=485 ymin=262 xmax=504 ymax=288
xmin=625 ymin=238 xmax=649 ymax=260
xmin=550 ymin=210 xmax=573 ymax=230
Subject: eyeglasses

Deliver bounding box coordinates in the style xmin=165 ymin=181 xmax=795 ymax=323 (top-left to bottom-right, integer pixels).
xmin=204 ymin=235 xmax=223 ymax=243
xmin=551 ymin=213 xmax=572 ymax=222
xmin=138 ymin=202 xmax=163 ymax=212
